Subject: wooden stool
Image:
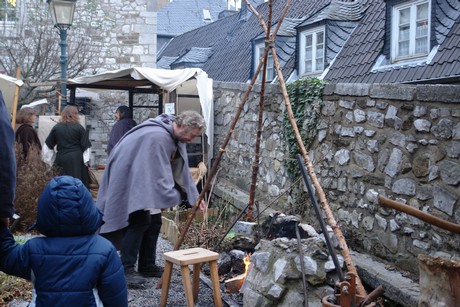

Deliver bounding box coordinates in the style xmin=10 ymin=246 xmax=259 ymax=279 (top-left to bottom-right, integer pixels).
xmin=160 ymin=247 xmax=223 ymax=307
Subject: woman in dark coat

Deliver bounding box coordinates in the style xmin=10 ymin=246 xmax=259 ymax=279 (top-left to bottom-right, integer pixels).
xmin=107 ymin=105 xmax=137 ymax=155
xmin=15 ymin=107 xmax=41 ymax=158
xmin=45 ymin=105 xmax=92 ymax=188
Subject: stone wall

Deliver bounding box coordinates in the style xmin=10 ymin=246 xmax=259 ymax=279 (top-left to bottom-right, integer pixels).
xmin=212 ymin=81 xmax=460 ymax=276
xmin=95 ymin=0 xmax=157 ymax=69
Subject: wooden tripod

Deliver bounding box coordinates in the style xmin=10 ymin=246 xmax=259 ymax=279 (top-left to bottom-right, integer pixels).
xmin=158 ymin=0 xmax=367 ymax=297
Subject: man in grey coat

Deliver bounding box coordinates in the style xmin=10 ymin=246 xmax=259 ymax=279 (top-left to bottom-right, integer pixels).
xmin=97 ymin=110 xmax=206 ymax=287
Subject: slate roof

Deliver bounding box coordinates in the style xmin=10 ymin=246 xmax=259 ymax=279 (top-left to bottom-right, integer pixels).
xmin=157 ymin=0 xmax=460 ymax=84
xmin=326 ymin=0 xmax=460 ymax=84
xmin=157 ymin=0 xmax=229 ymax=37
xmin=159 ymin=0 xmax=333 ymax=82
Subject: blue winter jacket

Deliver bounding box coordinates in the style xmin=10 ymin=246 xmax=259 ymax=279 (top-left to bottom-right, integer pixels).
xmin=0 ymin=176 xmax=128 ymax=307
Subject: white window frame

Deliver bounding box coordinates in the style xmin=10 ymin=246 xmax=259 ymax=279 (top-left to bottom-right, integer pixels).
xmin=391 ymin=0 xmax=430 ymax=62
xmin=299 ymin=26 xmax=325 ymax=76
xmin=254 ymin=43 xmax=274 ymax=82
xmin=0 ymin=0 xmax=18 ymax=23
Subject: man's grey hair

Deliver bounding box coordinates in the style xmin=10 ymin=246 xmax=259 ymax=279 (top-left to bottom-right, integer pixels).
xmin=175 ymin=110 xmax=206 ymax=132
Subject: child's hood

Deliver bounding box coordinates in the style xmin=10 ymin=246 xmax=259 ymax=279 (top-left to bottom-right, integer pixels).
xmin=34 ymin=176 xmax=103 ymax=237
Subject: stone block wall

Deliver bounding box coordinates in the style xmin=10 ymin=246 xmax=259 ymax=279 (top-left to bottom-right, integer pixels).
xmin=213 ymin=81 xmax=460 ymax=276
xmin=85 ymin=0 xmax=157 ymax=70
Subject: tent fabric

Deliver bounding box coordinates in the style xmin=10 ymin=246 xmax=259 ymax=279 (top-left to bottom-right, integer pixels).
xmin=0 ymin=74 xmax=24 ymax=115
xmin=68 ymin=67 xmax=213 ymax=151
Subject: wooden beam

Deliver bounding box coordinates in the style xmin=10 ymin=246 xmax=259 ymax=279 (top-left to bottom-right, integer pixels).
xmin=11 ymin=67 xmax=21 ymax=129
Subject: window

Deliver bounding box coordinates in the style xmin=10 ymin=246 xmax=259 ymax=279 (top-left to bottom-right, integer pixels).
xmin=203 ymin=9 xmax=212 ymax=22
xmin=254 ymin=43 xmax=274 ymax=82
xmin=0 ymin=0 xmax=18 ymax=22
xmin=299 ymin=27 xmax=325 ymax=75
xmin=391 ymin=0 xmax=430 ymax=62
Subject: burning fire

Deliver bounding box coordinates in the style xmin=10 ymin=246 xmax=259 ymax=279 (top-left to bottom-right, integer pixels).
xmin=243 ymin=253 xmax=251 ymax=276
xmin=224 ymin=253 xmax=252 ymax=293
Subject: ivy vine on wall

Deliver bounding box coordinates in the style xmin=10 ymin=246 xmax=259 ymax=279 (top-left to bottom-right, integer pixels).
xmin=283 ymin=78 xmax=326 ymax=179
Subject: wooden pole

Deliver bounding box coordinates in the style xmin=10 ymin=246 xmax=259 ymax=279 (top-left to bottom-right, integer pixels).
xmin=246 ymin=0 xmax=367 ymax=298
xmin=247 ymin=0 xmax=273 ymax=221
xmin=10 ymin=66 xmax=21 ymax=129
xmin=156 ymin=33 xmax=272 ymax=290
xmin=378 ymin=196 xmax=460 ymax=234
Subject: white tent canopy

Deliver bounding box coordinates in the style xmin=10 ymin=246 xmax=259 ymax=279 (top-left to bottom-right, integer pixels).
xmin=68 ymin=67 xmax=214 ymax=152
xmin=0 ymin=73 xmax=24 ymax=115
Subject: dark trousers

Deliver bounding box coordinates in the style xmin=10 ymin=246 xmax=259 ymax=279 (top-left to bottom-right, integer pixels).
xmin=121 ymin=210 xmax=162 ymax=271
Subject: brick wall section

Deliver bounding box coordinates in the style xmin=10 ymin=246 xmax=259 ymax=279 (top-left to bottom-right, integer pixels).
xmin=212 ymin=81 xmax=460 ymax=276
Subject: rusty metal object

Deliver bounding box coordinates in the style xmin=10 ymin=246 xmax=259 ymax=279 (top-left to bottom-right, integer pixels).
xmin=322 ymin=273 xmax=376 ymax=307
xmin=378 ymin=196 xmax=460 ymax=234
xmin=358 ymin=285 xmax=385 ymax=307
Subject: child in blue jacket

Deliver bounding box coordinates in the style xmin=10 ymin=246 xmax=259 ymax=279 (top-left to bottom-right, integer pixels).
xmin=0 ymin=176 xmax=128 ymax=307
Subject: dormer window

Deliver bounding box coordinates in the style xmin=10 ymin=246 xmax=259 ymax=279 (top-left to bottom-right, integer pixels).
xmin=203 ymin=9 xmax=212 ymax=22
xmin=254 ymin=43 xmax=274 ymax=82
xmin=299 ymin=26 xmax=325 ymax=76
xmin=391 ymin=0 xmax=430 ymax=62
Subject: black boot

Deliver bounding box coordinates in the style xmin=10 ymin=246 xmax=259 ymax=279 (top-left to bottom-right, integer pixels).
xmin=138 ymin=264 xmax=164 ymax=278
xmin=124 ymin=268 xmax=147 ymax=289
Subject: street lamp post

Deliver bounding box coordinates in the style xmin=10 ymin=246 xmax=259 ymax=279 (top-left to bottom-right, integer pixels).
xmin=47 ymin=0 xmax=77 ymax=109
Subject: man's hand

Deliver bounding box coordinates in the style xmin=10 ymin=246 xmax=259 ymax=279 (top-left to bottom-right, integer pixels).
xmin=0 ymin=217 xmax=9 ymax=228
xmin=197 ymin=199 xmax=207 ymax=211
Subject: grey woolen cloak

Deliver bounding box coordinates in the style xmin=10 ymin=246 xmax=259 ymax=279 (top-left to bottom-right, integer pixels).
xmin=96 ymin=114 xmax=199 ymax=234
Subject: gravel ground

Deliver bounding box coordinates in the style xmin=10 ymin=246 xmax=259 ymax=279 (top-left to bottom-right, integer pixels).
xmin=129 ymin=235 xmax=243 ymax=306
xmin=9 ymin=235 xmax=243 ymax=307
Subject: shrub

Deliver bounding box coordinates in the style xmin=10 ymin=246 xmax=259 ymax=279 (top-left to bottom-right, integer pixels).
xmin=13 ymin=144 xmax=60 ymax=232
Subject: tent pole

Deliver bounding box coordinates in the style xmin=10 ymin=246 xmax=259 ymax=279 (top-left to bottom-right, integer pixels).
xmin=11 ymin=66 xmax=21 ymax=128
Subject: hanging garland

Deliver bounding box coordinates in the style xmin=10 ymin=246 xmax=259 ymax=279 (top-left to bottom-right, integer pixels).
xmin=283 ymin=77 xmax=326 ymax=179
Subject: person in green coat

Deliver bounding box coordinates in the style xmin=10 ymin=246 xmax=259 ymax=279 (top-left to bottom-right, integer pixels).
xmin=45 ymin=105 xmax=92 ymax=188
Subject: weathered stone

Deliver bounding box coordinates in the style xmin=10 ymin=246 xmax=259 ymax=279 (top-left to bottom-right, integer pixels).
xmin=389 ymin=219 xmax=400 ymax=231
xmin=367 ymin=111 xmax=385 ymax=128
xmin=345 ymin=111 xmax=354 ymax=123
xmin=278 ymin=291 xmax=305 ymax=307
xmin=384 ymin=148 xmax=403 ymax=177
xmin=364 ymin=129 xmax=376 ymax=137
xmin=413 ymin=239 xmax=431 ymax=250
xmin=266 ymin=283 xmax=285 ymax=300
xmin=362 ymin=216 xmax=374 ymax=231
xmin=453 ymin=122 xmax=460 ymax=140
xmin=379 ymin=232 xmax=399 ymax=253
xmin=412 ymin=154 xmax=430 ymax=177
xmin=392 ymin=178 xmax=416 ymax=196
xmin=447 ymin=141 xmax=460 ymax=158
xmin=339 ymin=99 xmax=355 ymax=110
xmin=375 ymin=214 xmax=387 ymax=230
xmin=438 ymin=160 xmax=460 ymax=185
xmin=413 ymin=105 xmax=427 ymax=117
xmin=367 ymin=139 xmax=379 ymax=153
xmin=414 ymin=119 xmax=431 ymax=132
xmin=242 ymin=287 xmax=272 ymax=307
xmin=334 ymin=149 xmax=350 ymax=165
xmin=353 ymin=151 xmax=375 ymax=172
xmin=250 ymin=251 xmax=271 ymax=273
xmin=433 ymin=185 xmax=458 ymax=216
xmin=389 ymin=131 xmax=406 ymax=148
xmin=431 ymin=119 xmax=453 ymax=140
xmin=217 ymin=252 xmax=233 ymax=275
xmin=324 ymin=255 xmax=344 ymax=272
xmin=365 ymin=189 xmax=379 ymax=204
xmin=354 ymin=109 xmax=366 ymax=123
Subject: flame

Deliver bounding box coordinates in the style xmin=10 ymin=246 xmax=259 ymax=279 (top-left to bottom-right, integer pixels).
xmin=243 ymin=253 xmax=251 ymax=276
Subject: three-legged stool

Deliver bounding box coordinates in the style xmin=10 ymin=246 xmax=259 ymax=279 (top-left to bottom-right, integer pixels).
xmin=160 ymin=247 xmax=223 ymax=307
